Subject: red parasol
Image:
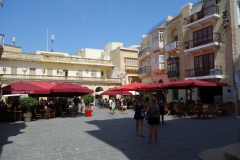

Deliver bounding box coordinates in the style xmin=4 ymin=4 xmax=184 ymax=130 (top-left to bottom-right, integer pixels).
xmin=2 ymin=81 xmax=50 ymax=95
xmin=100 ymin=89 xmax=132 ymax=95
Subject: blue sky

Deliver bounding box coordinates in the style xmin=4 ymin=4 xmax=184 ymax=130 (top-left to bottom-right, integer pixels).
xmin=1 ymin=0 xmax=199 ymax=54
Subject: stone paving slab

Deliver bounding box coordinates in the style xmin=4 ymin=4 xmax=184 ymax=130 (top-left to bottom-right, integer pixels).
xmin=0 ymin=106 xmax=239 ymax=160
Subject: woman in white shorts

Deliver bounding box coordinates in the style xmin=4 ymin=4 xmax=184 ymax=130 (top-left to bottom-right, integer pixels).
xmin=122 ymin=99 xmax=128 ymax=114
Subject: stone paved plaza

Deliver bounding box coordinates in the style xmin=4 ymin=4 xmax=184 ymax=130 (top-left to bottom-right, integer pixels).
xmin=0 ymin=107 xmax=239 ymax=160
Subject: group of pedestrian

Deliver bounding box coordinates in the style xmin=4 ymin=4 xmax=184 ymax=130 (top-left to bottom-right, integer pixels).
xmin=108 ymin=97 xmax=128 ymax=115
xmin=133 ymin=95 xmax=166 ymax=144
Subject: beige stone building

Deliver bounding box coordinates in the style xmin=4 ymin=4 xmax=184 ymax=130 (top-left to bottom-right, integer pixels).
xmin=138 ymin=0 xmax=239 ymax=111
xmin=0 ymin=42 xmax=139 ymax=99
xmin=138 ymin=18 xmax=168 ymax=84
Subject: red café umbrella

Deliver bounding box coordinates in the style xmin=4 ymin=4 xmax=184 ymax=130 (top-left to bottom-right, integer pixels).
xmin=135 ymin=83 xmax=167 ymax=91
xmin=29 ymin=81 xmax=59 ymax=89
xmin=112 ymin=82 xmax=147 ymax=91
xmin=135 ymin=80 xmax=227 ymax=91
xmin=165 ymin=79 xmax=228 ymax=89
xmin=2 ymin=81 xmax=50 ymax=95
xmin=100 ymin=89 xmax=132 ymax=95
xmin=51 ymin=82 xmax=94 ymax=96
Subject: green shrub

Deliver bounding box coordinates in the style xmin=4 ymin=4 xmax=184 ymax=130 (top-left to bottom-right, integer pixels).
xmin=125 ymin=96 xmax=131 ymax=101
xmin=82 ymin=94 xmax=94 ymax=107
xmin=20 ymin=97 xmax=37 ymax=114
xmin=143 ymin=94 xmax=151 ymax=102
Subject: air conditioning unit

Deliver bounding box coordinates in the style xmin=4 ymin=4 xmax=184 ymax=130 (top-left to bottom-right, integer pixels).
xmin=210 ymin=69 xmax=218 ymax=75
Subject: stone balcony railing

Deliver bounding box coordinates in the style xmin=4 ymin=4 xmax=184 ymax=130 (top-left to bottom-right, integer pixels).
xmin=1 ymin=51 xmax=114 ymax=66
xmin=0 ymin=74 xmax=121 ymax=84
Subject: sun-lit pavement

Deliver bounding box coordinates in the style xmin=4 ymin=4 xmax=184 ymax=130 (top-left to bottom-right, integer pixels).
xmin=0 ymin=106 xmax=239 ymax=160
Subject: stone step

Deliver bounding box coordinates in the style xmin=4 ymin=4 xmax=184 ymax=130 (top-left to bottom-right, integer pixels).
xmin=199 ymin=146 xmax=229 ymax=160
xmin=225 ymin=143 xmax=240 ymax=160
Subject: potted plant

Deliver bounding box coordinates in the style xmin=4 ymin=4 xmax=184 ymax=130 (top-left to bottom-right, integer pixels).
xmin=20 ymin=97 xmax=37 ymax=122
xmin=125 ymin=96 xmax=132 ymax=109
xmin=82 ymin=94 xmax=94 ymax=117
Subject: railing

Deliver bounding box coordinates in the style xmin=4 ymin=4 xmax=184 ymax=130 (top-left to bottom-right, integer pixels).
xmin=166 ymin=41 xmax=179 ymax=52
xmin=185 ymin=66 xmax=222 ymax=77
xmin=183 ymin=5 xmax=219 ymax=25
xmin=0 ymin=74 xmax=121 ymax=83
xmin=138 ymin=66 xmax=151 ymax=75
xmin=168 ymin=70 xmax=179 ymax=78
xmin=2 ymin=51 xmax=113 ymax=65
xmin=184 ymin=33 xmax=221 ymax=50
xmin=138 ymin=48 xmax=150 ymax=58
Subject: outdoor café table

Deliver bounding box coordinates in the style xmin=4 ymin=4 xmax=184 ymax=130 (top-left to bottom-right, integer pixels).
xmin=65 ymin=108 xmax=77 ymax=117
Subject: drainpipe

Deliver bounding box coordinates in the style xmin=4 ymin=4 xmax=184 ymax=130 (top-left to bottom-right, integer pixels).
xmin=229 ymin=0 xmax=238 ymax=113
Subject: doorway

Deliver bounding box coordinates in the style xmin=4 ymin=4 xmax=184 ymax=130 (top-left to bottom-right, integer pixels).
xmin=199 ymin=86 xmax=222 ymax=103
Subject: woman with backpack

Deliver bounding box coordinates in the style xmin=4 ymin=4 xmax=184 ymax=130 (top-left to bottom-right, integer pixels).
xmin=145 ymin=96 xmax=160 ymax=144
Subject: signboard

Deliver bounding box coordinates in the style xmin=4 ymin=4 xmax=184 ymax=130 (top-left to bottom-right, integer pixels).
xmin=226 ymin=88 xmax=233 ymax=98
xmin=166 ymin=41 xmax=177 ymax=52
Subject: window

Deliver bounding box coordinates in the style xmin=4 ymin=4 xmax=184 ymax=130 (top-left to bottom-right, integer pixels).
xmin=194 ymin=53 xmax=214 ymax=76
xmin=174 ymin=35 xmax=178 ymax=41
xmin=78 ymin=70 xmax=82 ymax=77
xmin=11 ymin=66 xmax=17 ymax=74
xmin=126 ymin=59 xmax=138 ymax=66
xmin=193 ymin=26 xmax=213 ymax=47
xmin=91 ymin=70 xmax=97 ymax=77
xmin=152 ymin=32 xmax=159 ymax=43
xmin=29 ymin=68 xmax=36 ymax=75
xmin=101 ymin=71 xmax=104 ymax=76
xmin=47 ymin=68 xmax=52 ymax=76
xmin=167 ymin=57 xmax=179 ymax=71
xmin=152 ymin=55 xmax=164 ymax=63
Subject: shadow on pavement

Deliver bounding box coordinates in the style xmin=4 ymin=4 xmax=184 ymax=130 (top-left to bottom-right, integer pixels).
xmin=0 ymin=122 xmax=26 ymax=159
xmin=86 ymin=116 xmax=239 ymax=160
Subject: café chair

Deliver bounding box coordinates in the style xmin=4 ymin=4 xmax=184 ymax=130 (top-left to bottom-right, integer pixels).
xmin=44 ymin=108 xmax=51 ymax=119
xmin=50 ymin=109 xmax=56 ymax=118
xmin=34 ymin=109 xmax=42 ymax=120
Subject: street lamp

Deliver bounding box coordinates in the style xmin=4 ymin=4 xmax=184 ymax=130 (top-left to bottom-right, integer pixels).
xmin=51 ymin=34 xmax=55 ymax=52
xmin=12 ymin=37 xmax=16 ymax=46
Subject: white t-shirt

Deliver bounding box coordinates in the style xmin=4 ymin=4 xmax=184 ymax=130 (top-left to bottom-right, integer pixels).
xmin=109 ymin=99 xmax=113 ymax=106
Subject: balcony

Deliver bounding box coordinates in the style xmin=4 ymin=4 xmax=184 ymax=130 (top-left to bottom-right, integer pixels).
xmin=183 ymin=5 xmax=220 ymax=30
xmin=151 ymin=63 xmax=164 ymax=75
xmin=184 ymin=33 xmax=221 ymax=54
xmin=138 ymin=66 xmax=151 ymax=78
xmin=185 ymin=66 xmax=222 ymax=80
xmin=168 ymin=70 xmax=179 ymax=78
xmin=0 ymin=74 xmax=121 ymax=84
xmin=151 ymin=41 xmax=163 ymax=52
xmin=1 ymin=51 xmax=114 ymax=66
xmin=165 ymin=41 xmax=179 ymax=53
xmin=138 ymin=48 xmax=150 ymax=61
xmin=125 ymin=65 xmax=138 ymax=72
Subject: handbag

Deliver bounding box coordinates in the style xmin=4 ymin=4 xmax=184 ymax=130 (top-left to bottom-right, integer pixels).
xmin=141 ymin=112 xmax=145 ymax=117
xmin=145 ymin=112 xmax=150 ymax=120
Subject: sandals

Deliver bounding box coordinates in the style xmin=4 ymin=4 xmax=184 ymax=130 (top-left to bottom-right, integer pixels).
xmin=155 ymin=141 xmax=158 ymax=143
xmin=141 ymin=135 xmax=145 ymax=137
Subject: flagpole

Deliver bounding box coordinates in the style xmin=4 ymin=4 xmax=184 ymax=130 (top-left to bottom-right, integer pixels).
xmin=47 ymin=28 xmax=48 ymax=51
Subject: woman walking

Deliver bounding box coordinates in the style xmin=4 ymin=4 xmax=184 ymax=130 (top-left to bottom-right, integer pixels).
xmin=111 ymin=98 xmax=116 ymax=115
xmin=133 ymin=96 xmax=145 ymax=137
xmin=146 ymin=96 xmax=160 ymax=144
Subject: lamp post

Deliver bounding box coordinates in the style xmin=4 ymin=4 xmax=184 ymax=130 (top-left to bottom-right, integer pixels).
xmin=12 ymin=37 xmax=16 ymax=46
xmin=51 ymin=34 xmax=54 ymax=52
